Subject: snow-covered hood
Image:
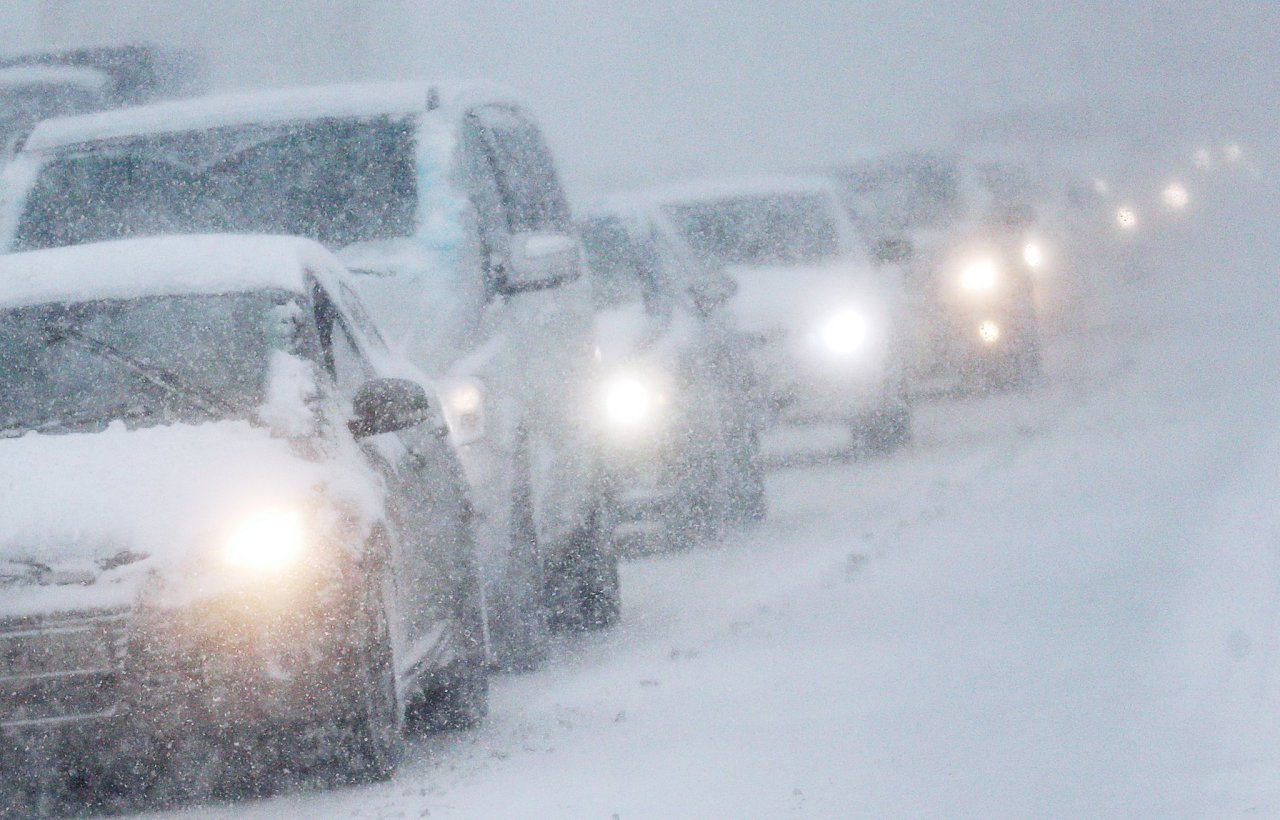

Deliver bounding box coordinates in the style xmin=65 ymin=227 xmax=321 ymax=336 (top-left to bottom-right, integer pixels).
xmin=0 ymin=420 xmax=380 ymax=617
xmin=723 ymin=261 xmax=887 ymax=336
xmin=593 ymin=302 xmax=696 ymax=368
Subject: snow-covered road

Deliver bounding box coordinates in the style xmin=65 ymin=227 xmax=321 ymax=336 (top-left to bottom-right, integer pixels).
xmin=139 ymin=180 xmax=1279 ymax=819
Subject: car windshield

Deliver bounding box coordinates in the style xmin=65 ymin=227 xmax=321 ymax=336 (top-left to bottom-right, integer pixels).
xmin=837 ymin=155 xmax=961 ymax=234
xmin=0 ymin=291 xmax=282 ymax=435
xmin=580 ymin=216 xmax=670 ymax=311
xmin=664 ymin=193 xmax=841 ymax=267
xmin=13 ymin=116 xmax=417 ymax=252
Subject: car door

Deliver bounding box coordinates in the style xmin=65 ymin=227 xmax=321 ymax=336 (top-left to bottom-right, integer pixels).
xmin=314 ymin=281 xmax=457 ymax=685
xmin=465 ymin=104 xmax=595 ymax=551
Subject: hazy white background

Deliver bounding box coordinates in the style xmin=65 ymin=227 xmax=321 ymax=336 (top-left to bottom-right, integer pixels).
xmin=0 ymin=1 xmax=1269 ymax=194
xmin=0 ymin=2 xmax=1274 ymax=194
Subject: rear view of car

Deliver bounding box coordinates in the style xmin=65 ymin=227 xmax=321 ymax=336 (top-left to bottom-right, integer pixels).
xmin=0 ymin=235 xmax=486 ymax=812
xmin=581 ymin=204 xmax=766 ymax=551
xmin=654 ymin=177 xmax=912 ymax=453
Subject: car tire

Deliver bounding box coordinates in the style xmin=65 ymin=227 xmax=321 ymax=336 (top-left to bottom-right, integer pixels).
xmin=488 ymin=434 xmax=551 ymax=671
xmin=548 ymin=510 xmax=621 ymax=632
xmin=409 ymin=659 xmax=490 ymax=732
xmin=336 ymin=574 xmax=403 ymax=785
xmin=724 ymin=429 xmax=766 ymax=526
xmin=855 ymin=402 xmax=912 ymax=455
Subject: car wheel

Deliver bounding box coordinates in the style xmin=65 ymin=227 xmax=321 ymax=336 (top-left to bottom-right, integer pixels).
xmin=337 ymin=576 xmax=403 ymax=785
xmin=409 ymin=659 xmax=490 ymax=731
xmin=724 ymin=428 xmax=766 ymax=526
xmin=488 ymin=435 xmax=551 ymax=671
xmin=854 ymin=402 xmax=912 ymax=456
xmin=548 ymin=510 xmax=621 ymax=632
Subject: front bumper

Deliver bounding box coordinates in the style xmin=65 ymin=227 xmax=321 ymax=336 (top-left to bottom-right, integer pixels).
xmin=0 ymin=582 xmax=365 ymax=752
xmin=746 ymin=335 xmax=897 ymax=425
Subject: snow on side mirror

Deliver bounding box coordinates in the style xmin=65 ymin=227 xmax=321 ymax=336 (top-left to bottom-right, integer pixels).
xmin=500 ymin=232 xmax=582 ymax=294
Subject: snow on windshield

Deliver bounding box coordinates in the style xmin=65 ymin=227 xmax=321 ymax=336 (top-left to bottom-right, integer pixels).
xmin=14 ymin=116 xmax=417 ymax=252
xmin=0 ymin=292 xmax=278 ymax=435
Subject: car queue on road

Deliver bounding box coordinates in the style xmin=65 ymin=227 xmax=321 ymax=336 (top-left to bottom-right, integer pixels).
xmin=0 ymin=55 xmax=1248 ymax=814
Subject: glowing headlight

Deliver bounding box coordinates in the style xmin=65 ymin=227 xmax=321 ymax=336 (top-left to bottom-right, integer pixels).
xmin=1022 ymin=241 xmax=1044 ymax=271
xmin=222 ymin=509 xmax=306 ymax=572
xmin=1224 ymin=143 xmax=1243 ymax=164
xmin=819 ymin=309 xmax=869 ymax=355
xmin=978 ymin=320 xmax=1001 ymax=344
xmin=959 ymin=258 xmax=999 ymax=292
xmin=602 ymin=373 xmax=663 ymax=431
xmin=1193 ymin=147 xmax=1213 ymax=170
xmin=1162 ymin=181 xmax=1190 ymax=210
xmin=1093 ymin=177 xmax=1110 ymax=196
xmin=1115 ymin=205 xmax=1137 ymax=230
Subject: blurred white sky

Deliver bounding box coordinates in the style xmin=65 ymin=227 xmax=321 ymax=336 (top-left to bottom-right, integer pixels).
xmin=1 ymin=1 xmax=1274 ymax=196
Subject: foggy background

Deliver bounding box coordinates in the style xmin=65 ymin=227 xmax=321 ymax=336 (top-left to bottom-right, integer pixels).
xmin=0 ymin=1 xmax=1274 ymax=197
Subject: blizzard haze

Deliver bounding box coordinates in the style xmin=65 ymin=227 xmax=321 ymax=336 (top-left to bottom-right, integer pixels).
xmin=0 ymin=1 xmax=1275 ymax=193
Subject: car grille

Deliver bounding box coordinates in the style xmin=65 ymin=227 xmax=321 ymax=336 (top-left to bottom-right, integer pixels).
xmin=0 ymin=610 xmax=129 ymax=730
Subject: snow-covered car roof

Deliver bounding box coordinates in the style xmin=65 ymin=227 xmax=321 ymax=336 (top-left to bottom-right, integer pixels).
xmin=0 ymin=65 xmax=109 ymax=93
xmin=644 ymin=174 xmax=845 ymax=207
xmin=22 ymin=80 xmax=522 ymax=152
xmin=0 ymin=234 xmax=344 ymax=309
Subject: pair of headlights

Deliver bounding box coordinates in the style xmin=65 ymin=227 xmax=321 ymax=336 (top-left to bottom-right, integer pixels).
xmin=957 ymin=241 xmax=1045 ymax=293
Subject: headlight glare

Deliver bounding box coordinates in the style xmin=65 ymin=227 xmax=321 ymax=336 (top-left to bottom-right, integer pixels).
xmin=1162 ymin=181 xmax=1189 ymax=210
xmin=222 ymin=509 xmax=306 ymax=572
xmin=959 ymin=257 xmax=999 ymax=292
xmin=602 ymin=373 xmax=663 ymax=432
xmin=1022 ymin=241 xmax=1044 ymax=270
xmin=819 ymin=309 xmax=869 ymax=355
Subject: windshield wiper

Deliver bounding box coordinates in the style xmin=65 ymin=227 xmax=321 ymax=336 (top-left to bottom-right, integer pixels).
xmin=48 ymin=325 xmax=237 ymax=419
xmin=0 ymin=402 xmax=160 ymax=438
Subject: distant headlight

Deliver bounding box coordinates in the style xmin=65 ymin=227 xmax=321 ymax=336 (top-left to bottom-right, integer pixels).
xmin=959 ymin=257 xmax=999 ymax=292
xmin=1115 ymin=205 xmax=1138 ymax=230
xmin=978 ymin=320 xmax=1001 ymax=345
xmin=1162 ymin=181 xmax=1190 ymax=210
xmin=1022 ymin=241 xmax=1044 ymax=271
xmin=602 ymin=372 xmax=666 ymax=433
xmin=222 ymin=509 xmax=306 ymax=573
xmin=819 ymin=309 xmax=869 ymax=355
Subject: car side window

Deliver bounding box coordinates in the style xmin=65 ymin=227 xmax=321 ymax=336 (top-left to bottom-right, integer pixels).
xmin=461 ymin=114 xmax=510 ymax=293
xmin=311 ymin=280 xmax=374 ymax=398
xmin=470 ymin=106 xmax=571 ymax=234
xmin=331 ymin=319 xmax=374 ymax=399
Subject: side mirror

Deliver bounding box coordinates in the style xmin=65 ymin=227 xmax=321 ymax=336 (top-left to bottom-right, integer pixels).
xmin=688 ymin=273 xmax=738 ymax=316
xmin=871 ymin=236 xmax=914 ymax=266
xmin=349 ymin=378 xmax=432 ymax=439
xmin=499 ymin=232 xmax=582 ymax=295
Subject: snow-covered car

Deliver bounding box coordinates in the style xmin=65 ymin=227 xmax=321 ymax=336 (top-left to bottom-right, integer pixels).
xmin=0 ymin=43 xmax=204 ymax=162
xmin=832 ymin=153 xmax=1043 ymax=390
xmin=652 ymin=176 xmax=912 ymax=453
xmin=0 ymin=81 xmax=614 ymax=670
xmin=580 ymin=203 xmax=766 ymax=551
xmin=0 ymin=235 xmax=486 ymax=807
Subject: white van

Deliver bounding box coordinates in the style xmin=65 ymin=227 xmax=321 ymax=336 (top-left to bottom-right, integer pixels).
xmin=0 ymin=82 xmax=614 ymax=668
